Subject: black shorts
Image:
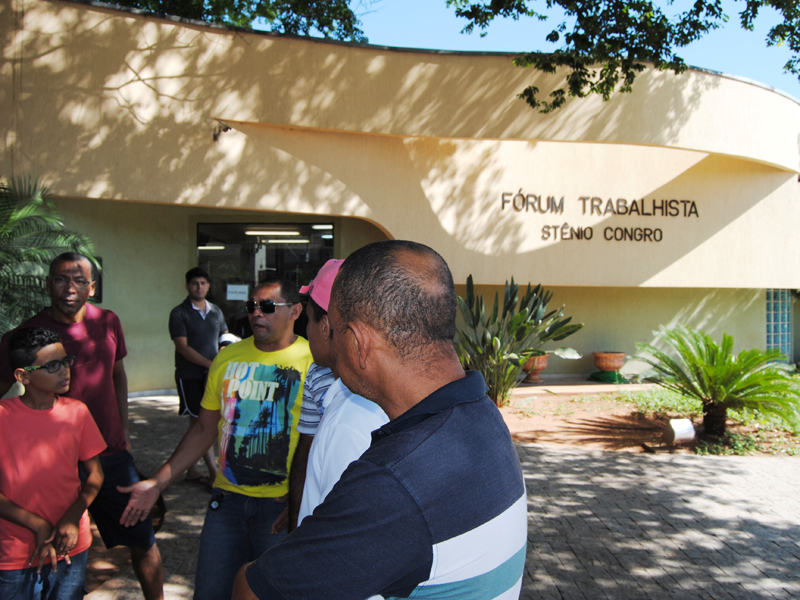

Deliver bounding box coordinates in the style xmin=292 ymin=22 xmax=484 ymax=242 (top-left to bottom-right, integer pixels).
xmin=79 ymin=451 xmax=156 ymax=550
xmin=176 ymin=375 xmax=207 ymax=418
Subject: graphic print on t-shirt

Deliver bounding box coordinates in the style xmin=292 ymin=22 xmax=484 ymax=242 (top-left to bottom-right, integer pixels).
xmin=219 ymin=360 xmax=302 ymax=487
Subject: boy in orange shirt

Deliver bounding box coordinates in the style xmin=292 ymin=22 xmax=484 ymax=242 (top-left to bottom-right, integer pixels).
xmin=0 ymin=327 xmax=106 ymax=600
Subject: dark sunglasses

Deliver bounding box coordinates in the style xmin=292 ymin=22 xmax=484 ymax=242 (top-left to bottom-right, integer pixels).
xmin=245 ymin=299 xmax=294 ymax=314
xmin=23 ymin=355 xmax=75 ymax=374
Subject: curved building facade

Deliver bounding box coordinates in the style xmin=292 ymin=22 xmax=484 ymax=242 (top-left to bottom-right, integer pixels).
xmin=3 ymin=0 xmax=799 ymax=388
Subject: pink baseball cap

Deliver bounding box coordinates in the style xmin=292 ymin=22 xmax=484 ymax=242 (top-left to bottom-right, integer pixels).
xmin=299 ymin=259 xmax=344 ymax=312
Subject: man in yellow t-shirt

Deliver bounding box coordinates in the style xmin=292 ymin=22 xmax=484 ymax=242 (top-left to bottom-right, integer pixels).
xmin=120 ymin=278 xmax=312 ymax=600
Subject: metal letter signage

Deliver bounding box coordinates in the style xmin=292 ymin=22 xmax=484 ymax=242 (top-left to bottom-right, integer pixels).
xmin=502 ymin=192 xmax=699 ymax=244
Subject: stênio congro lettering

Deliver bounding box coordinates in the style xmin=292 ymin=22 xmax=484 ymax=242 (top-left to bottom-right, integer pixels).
xmin=500 ymin=191 xmax=699 ymax=243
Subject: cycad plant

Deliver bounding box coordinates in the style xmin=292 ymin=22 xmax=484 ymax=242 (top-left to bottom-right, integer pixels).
xmin=455 ymin=275 xmax=583 ymax=406
xmin=634 ymin=325 xmax=800 ymax=437
xmin=0 ymin=177 xmax=97 ymax=332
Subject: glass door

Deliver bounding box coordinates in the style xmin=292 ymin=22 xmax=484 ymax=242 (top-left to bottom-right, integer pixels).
xmin=196 ymin=222 xmax=334 ymax=338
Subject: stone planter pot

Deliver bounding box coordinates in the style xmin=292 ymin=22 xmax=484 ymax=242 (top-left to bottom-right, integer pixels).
xmin=592 ymin=351 xmax=626 ymax=372
xmin=522 ymin=354 xmax=548 ymax=383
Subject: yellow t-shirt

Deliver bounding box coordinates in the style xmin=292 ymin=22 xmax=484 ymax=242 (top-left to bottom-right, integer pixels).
xmin=200 ymin=336 xmax=313 ymax=497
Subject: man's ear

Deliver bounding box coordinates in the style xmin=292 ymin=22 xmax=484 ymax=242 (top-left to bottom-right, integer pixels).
xmin=347 ymin=320 xmax=374 ymax=370
xmin=320 ymin=314 xmax=332 ymax=342
xmin=88 ymin=280 xmax=96 ymax=299
xmin=289 ymin=301 xmax=303 ymax=322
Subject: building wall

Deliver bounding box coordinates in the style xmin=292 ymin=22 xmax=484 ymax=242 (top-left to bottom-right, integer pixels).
xmin=49 ymin=193 xmax=774 ymax=387
xmin=4 ymin=0 xmax=798 ymax=389
xmin=460 ymin=284 xmax=767 ymax=376
xmin=3 ymin=0 xmax=800 ymax=288
xmin=51 ymin=197 xmax=387 ymax=391
xmin=5 ymin=0 xmax=798 ymax=173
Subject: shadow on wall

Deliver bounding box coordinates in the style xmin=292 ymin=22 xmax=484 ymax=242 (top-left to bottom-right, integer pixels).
xmin=10 ymin=2 xmax=723 ymax=209
xmin=619 ymin=288 xmax=765 ymax=376
xmin=6 ymin=0 xmax=790 ymax=289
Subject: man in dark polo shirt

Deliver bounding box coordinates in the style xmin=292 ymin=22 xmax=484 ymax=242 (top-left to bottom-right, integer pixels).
xmin=168 ymin=266 xmax=227 ymax=485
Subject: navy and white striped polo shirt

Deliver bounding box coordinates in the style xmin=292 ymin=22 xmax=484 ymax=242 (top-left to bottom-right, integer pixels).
xmin=247 ymin=370 xmax=527 ymax=599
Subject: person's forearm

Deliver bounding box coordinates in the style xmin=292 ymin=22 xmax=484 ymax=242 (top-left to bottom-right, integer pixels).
xmin=232 ymin=563 xmax=259 ymax=600
xmin=176 ymin=344 xmax=213 ymax=369
xmin=112 ymin=368 xmax=129 ymax=440
xmin=0 ymin=493 xmax=49 ymax=534
xmin=63 ymin=457 xmax=104 ymax=524
xmin=288 ymin=434 xmax=313 ymax=532
xmin=119 ymin=408 xmax=221 ymax=527
xmin=152 ymin=412 xmax=219 ymax=492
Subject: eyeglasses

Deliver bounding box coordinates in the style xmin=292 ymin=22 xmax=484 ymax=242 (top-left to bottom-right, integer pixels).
xmin=23 ymin=356 xmax=75 ymax=374
xmin=246 ymin=299 xmax=294 ymax=314
xmin=50 ymin=276 xmax=91 ymax=290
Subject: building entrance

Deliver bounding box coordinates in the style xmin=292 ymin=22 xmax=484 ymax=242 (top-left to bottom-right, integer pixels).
xmin=196 ymin=222 xmax=334 ymax=337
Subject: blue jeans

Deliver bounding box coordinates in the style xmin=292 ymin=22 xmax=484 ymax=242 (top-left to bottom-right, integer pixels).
xmin=193 ymin=490 xmax=287 ymax=600
xmin=0 ymin=549 xmax=88 ymax=600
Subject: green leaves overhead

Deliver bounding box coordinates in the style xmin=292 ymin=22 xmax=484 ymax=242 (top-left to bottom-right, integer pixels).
xmin=107 ymin=0 xmax=368 ymax=42
xmin=448 ymin=0 xmax=800 ymax=112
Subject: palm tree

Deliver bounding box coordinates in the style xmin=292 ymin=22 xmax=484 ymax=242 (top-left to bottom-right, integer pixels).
xmin=634 ymin=325 xmax=800 ymax=437
xmin=0 ymin=176 xmax=97 ymax=333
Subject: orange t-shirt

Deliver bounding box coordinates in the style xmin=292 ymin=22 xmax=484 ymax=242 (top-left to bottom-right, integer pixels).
xmin=0 ymin=396 xmax=106 ymax=569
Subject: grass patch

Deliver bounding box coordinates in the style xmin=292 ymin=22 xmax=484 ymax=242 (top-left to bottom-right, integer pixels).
xmin=615 ymin=388 xmax=800 ymax=456
xmin=616 ymin=388 xmax=702 ymax=418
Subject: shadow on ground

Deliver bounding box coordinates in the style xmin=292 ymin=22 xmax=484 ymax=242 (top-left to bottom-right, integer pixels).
xmin=519 ymin=444 xmax=800 ymax=599
xmin=89 ymin=396 xmax=800 ymax=599
xmin=86 ymin=397 xmax=208 ymax=599
xmin=512 ymin=413 xmax=671 ymax=451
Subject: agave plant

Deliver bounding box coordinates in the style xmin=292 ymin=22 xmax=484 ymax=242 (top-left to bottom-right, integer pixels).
xmin=634 ymin=325 xmax=800 ymax=437
xmin=455 ymin=275 xmax=583 ymax=406
xmin=0 ymin=176 xmax=98 ymax=333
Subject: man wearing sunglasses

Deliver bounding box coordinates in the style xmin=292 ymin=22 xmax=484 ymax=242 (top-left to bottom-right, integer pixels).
xmin=120 ymin=277 xmax=313 ymax=600
xmin=0 ymin=252 xmax=164 ymax=600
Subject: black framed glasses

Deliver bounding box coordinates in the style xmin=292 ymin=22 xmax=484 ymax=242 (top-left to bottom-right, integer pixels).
xmin=246 ymin=299 xmax=294 ymax=314
xmin=50 ymin=276 xmax=91 ymax=290
xmin=23 ymin=356 xmax=75 ymax=374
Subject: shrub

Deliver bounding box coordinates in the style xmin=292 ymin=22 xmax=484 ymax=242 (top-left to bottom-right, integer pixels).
xmin=455 ymin=275 xmax=582 ymax=406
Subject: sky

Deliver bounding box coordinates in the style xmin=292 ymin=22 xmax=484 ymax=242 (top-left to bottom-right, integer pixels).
xmin=356 ymin=0 xmax=800 ymax=101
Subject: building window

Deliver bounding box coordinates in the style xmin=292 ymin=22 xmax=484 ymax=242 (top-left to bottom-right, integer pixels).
xmin=766 ymin=289 xmax=792 ymax=361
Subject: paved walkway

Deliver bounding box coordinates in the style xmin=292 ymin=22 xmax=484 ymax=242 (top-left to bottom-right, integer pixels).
xmin=88 ymin=394 xmax=800 ymax=599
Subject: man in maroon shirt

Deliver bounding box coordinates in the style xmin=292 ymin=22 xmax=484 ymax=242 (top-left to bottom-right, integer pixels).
xmin=0 ymin=252 xmax=164 ymax=600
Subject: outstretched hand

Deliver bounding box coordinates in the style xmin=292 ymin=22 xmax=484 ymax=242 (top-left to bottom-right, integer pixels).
xmin=118 ymin=479 xmax=160 ymax=527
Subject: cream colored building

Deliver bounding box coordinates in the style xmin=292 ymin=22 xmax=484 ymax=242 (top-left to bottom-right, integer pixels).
xmin=3 ymin=0 xmax=800 ymax=391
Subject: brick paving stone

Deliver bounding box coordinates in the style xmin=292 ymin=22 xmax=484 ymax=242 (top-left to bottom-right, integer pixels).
xmin=89 ymin=397 xmax=800 ymax=599
xmin=520 ymin=443 xmax=800 ymax=600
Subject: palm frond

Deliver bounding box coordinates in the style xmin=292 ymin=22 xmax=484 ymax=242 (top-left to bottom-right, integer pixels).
xmin=0 ymin=175 xmax=98 ymax=334
xmin=633 ymin=324 xmax=800 ymax=435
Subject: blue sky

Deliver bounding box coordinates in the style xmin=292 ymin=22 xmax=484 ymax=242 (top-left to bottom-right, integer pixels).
xmin=357 ymin=0 xmax=800 ymax=100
